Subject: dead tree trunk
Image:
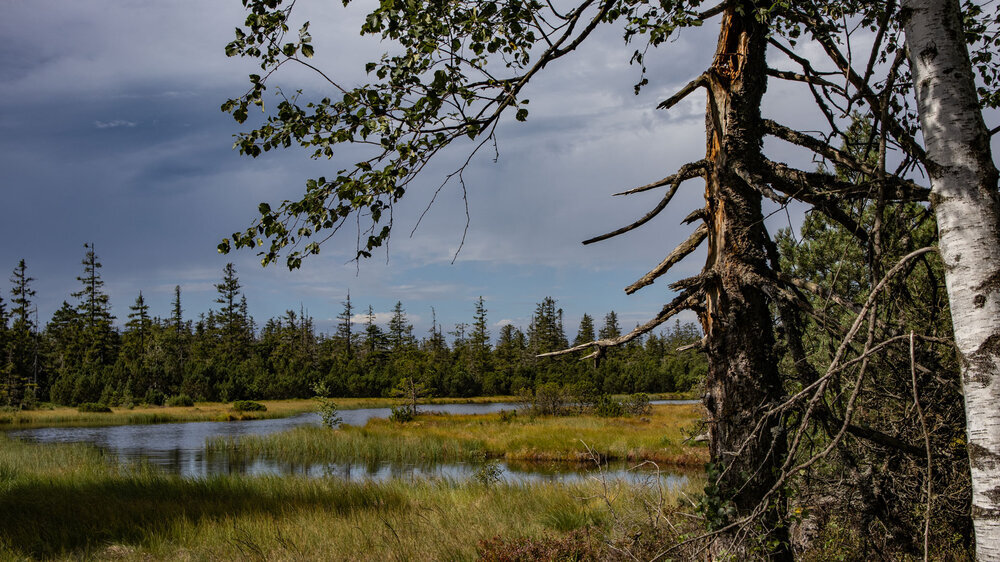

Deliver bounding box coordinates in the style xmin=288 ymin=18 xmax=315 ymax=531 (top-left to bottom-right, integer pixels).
xmin=903 ymin=0 xmax=1000 ymax=557
xmin=700 ymin=5 xmax=790 ymax=559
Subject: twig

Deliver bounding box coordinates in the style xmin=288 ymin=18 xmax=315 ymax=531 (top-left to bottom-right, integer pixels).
xmin=911 ymin=331 xmax=933 ymax=562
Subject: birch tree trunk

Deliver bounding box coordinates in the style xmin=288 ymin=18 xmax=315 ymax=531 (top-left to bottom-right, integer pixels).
xmin=700 ymin=4 xmax=790 ymax=558
xmin=903 ymin=0 xmax=1000 ymax=557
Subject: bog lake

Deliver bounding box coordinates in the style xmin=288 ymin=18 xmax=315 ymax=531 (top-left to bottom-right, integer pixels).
xmin=6 ymin=401 xmax=699 ymax=486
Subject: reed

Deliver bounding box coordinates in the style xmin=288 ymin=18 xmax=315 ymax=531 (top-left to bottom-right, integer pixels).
xmin=208 ymin=403 xmax=709 ymax=467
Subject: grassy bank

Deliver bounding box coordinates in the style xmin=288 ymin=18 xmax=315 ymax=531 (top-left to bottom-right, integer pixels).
xmin=208 ymin=403 xmax=708 ymax=467
xmin=0 ymin=397 xmax=515 ymax=429
xmin=0 ymin=434 xmax=702 ymax=560
xmin=0 ymin=393 xmax=697 ymax=430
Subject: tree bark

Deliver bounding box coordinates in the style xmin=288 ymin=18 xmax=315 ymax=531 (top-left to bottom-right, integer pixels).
xmin=903 ymin=0 xmax=1000 ymax=557
xmin=700 ymin=4 xmax=791 ymax=559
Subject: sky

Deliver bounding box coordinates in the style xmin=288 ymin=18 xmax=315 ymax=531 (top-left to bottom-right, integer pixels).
xmin=3 ymin=1 xmax=988 ymax=342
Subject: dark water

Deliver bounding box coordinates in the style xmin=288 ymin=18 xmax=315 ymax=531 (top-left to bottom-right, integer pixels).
xmin=5 ymin=401 xmax=698 ymax=486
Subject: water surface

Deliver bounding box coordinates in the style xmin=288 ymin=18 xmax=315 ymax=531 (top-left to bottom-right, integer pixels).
xmin=6 ymin=400 xmax=698 ymax=485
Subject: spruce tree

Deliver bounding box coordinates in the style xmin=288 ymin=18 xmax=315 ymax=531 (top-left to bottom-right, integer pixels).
xmin=387 ymin=301 xmax=414 ymax=351
xmin=468 ymin=296 xmax=491 ymax=381
xmin=214 ymin=263 xmax=249 ymax=357
xmin=71 ymin=243 xmax=115 ymax=366
xmin=126 ymin=292 xmax=151 ymax=368
xmin=10 ymin=259 xmax=35 ymax=329
xmin=362 ymin=305 xmax=385 ymax=355
xmin=334 ymin=292 xmax=354 ymax=359
xmin=598 ymin=311 xmax=621 ymax=340
xmin=574 ymin=313 xmax=596 ymax=346
xmin=171 ymin=285 xmax=184 ymax=335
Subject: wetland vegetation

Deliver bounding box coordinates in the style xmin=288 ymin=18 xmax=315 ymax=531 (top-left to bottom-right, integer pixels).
xmin=207 ymin=403 xmax=707 ymax=467
xmin=0 ymin=401 xmax=709 ymax=561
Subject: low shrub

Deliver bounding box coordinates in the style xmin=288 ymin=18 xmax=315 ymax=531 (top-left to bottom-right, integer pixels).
xmin=498 ymin=409 xmax=517 ymax=423
xmin=77 ymin=403 xmax=112 ymax=413
xmin=593 ymin=395 xmax=625 ymax=418
xmin=318 ymin=399 xmax=342 ymax=429
xmin=231 ymin=400 xmax=266 ymax=412
xmin=165 ymin=394 xmax=194 ymax=407
xmin=625 ymin=393 xmax=652 ymax=417
xmin=389 ymin=405 xmax=414 ymax=423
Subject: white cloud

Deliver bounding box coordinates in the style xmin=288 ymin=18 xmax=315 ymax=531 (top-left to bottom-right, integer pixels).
xmin=94 ymin=119 xmax=136 ymax=129
xmin=350 ymin=312 xmax=394 ymax=325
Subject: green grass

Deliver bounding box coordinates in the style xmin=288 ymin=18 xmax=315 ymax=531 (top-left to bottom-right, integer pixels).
xmin=208 ymin=403 xmax=708 ymax=467
xmin=0 ymin=434 xmax=702 ymax=561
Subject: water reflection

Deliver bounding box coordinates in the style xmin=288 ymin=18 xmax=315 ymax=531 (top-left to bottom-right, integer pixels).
xmin=6 ymin=400 xmax=698 ymax=485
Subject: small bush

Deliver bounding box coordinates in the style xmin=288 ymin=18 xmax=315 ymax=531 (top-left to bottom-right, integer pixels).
xmin=533 ymin=382 xmax=568 ymax=416
xmin=389 ymin=405 xmax=414 ymax=423
xmin=77 ymin=403 xmax=112 ymax=413
xmin=231 ymin=400 xmax=266 ymax=412
xmin=165 ymin=394 xmax=194 ymax=407
xmin=318 ymin=399 xmax=342 ymax=429
xmin=625 ymin=393 xmax=652 ymax=416
xmin=498 ymin=409 xmax=517 ymax=423
xmin=593 ymin=394 xmax=625 ymax=418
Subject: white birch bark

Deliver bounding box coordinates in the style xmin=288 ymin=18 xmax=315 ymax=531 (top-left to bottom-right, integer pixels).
xmin=903 ymin=0 xmax=1000 ymax=557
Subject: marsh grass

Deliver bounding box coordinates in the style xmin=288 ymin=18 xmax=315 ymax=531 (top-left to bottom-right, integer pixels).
xmin=208 ymin=404 xmax=708 ymax=467
xmin=0 ymin=394 xmax=696 ymax=430
xmin=0 ymin=396 xmax=532 ymax=430
xmin=0 ymin=434 xmax=702 ymax=561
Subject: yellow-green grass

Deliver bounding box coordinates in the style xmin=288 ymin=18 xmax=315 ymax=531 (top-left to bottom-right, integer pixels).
xmin=0 ymin=434 xmax=703 ymax=561
xmin=0 ymin=394 xmax=697 ymax=430
xmin=0 ymin=396 xmax=520 ymax=429
xmin=0 ymin=400 xmax=319 ymax=429
xmin=209 ymin=403 xmax=708 ymax=467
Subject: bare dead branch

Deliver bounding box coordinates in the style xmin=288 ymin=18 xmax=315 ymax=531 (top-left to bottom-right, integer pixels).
xmin=625 ymin=224 xmax=709 ymax=295
xmin=676 ymin=337 xmax=706 ymax=353
xmin=682 ymin=208 xmax=706 ymax=224
xmin=584 ymin=161 xmax=706 ymax=245
xmin=538 ymin=291 xmax=698 ymax=358
xmin=911 ymin=331 xmax=933 ymax=561
xmin=804 ymin=22 xmax=930 ymax=166
xmin=657 ymin=72 xmax=709 ymax=110
xmin=614 ymin=159 xmax=707 ymax=196
xmin=732 ymin=160 xmax=787 ymax=203
xmin=762 ymin=119 xmax=930 ymax=201
xmin=775 ymin=272 xmax=860 ymax=313
xmin=762 ymin=159 xmax=870 ymax=242
xmin=765 ymin=68 xmax=842 ymax=90
xmin=696 ymin=2 xmax=730 ymax=20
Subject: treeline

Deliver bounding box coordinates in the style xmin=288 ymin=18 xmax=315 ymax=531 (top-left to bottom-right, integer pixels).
xmin=0 ymin=247 xmax=706 ymax=408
